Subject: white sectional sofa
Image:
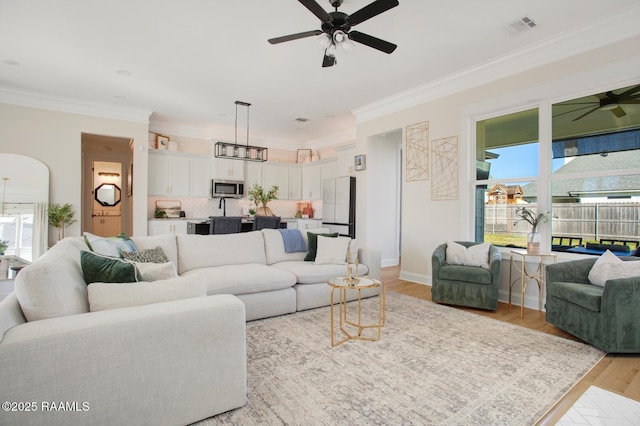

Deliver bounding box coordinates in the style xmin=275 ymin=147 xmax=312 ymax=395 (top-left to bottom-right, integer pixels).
xmin=0 ymin=227 xmax=380 ymax=425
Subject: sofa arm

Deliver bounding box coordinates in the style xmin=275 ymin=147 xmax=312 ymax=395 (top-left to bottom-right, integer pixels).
xmin=0 ymin=295 xmax=246 ymax=426
xmin=431 ymin=243 xmax=447 ymax=277
xmin=359 ymin=247 xmax=381 ymax=280
xmin=601 ymin=276 xmax=640 ymax=350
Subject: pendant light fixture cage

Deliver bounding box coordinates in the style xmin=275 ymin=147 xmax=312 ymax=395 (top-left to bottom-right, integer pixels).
xmin=214 ymin=101 xmax=268 ymax=162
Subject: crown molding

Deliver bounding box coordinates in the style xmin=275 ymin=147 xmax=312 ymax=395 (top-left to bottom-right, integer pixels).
xmin=0 ymin=87 xmax=152 ymax=123
xmin=352 ymin=3 xmax=640 ymax=124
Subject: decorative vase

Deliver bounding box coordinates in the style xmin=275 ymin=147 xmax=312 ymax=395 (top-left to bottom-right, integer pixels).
xmin=527 ymin=232 xmax=541 ymax=254
xmin=256 ymin=206 xmax=274 ymax=216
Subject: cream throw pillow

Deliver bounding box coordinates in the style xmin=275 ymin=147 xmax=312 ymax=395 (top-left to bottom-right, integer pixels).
xmin=134 ymin=261 xmax=177 ymax=281
xmin=315 ymin=235 xmax=351 ymax=265
xmin=445 ymin=241 xmax=491 ymax=269
xmin=588 ymin=250 xmax=640 ymax=287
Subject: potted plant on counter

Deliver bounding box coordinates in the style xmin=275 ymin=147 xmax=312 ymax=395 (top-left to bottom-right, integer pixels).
xmin=248 ymin=183 xmax=279 ymax=216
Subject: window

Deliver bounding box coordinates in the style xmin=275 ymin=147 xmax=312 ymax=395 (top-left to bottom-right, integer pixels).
xmin=0 ymin=213 xmax=34 ymax=261
xmin=475 ymin=83 xmax=640 ymax=254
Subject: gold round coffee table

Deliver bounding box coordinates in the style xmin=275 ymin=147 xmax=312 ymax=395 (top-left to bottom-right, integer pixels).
xmin=327 ymin=276 xmax=386 ymax=347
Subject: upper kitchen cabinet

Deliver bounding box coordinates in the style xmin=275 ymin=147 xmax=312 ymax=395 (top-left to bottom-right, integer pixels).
xmin=212 ymin=157 xmax=245 ymax=180
xmin=148 ymin=151 xmax=210 ymax=197
xmin=148 ymin=151 xmax=190 ymax=197
xmin=245 ymin=162 xmax=262 ymax=188
xmin=288 ymin=167 xmax=302 ymax=200
xmin=335 ymin=143 xmax=356 ymax=176
xmin=263 ymin=164 xmax=291 ymax=200
xmin=301 ymin=159 xmax=336 ymax=200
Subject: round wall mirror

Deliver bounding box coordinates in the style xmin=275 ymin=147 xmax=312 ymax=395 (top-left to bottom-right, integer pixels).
xmin=95 ymin=183 xmax=121 ymax=206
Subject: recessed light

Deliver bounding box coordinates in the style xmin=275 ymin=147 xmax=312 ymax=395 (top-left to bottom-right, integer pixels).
xmin=116 ymin=70 xmax=131 ymax=76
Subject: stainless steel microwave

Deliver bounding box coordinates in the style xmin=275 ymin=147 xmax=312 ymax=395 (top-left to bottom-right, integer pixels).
xmin=212 ymin=179 xmax=244 ymax=198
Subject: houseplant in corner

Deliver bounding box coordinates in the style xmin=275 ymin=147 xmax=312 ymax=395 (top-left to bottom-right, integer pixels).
xmin=47 ymin=202 xmax=77 ymax=243
xmin=514 ymin=206 xmax=550 ymax=253
xmin=0 ymin=239 xmax=8 ymax=255
xmin=248 ymin=183 xmax=279 ymax=216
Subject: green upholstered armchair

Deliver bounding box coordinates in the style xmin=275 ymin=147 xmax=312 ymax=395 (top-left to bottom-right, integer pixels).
xmin=546 ymin=258 xmax=640 ymax=353
xmin=431 ymin=242 xmax=502 ymax=310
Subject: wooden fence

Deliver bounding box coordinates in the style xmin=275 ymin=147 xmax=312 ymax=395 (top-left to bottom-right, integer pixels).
xmin=484 ymin=202 xmax=640 ymax=242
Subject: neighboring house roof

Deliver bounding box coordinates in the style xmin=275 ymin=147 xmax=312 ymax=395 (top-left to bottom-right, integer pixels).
xmin=522 ymin=150 xmax=640 ymax=199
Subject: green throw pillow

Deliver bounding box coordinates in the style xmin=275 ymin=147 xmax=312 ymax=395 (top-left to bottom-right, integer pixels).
xmin=121 ymin=246 xmax=169 ymax=263
xmin=304 ymin=232 xmax=339 ymax=261
xmin=80 ymin=250 xmax=141 ymax=284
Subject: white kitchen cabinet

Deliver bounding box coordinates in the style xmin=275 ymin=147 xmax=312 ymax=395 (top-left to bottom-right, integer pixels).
xmin=286 ymin=221 xmax=298 ymax=230
xmin=92 ymin=216 xmax=121 ymax=237
xmin=301 ymin=164 xmax=321 ymax=200
xmin=288 ymin=167 xmax=302 ymax=200
xmin=335 ymin=143 xmax=356 ymax=176
xmin=189 ymin=157 xmax=211 ymax=197
xmin=148 ymin=220 xmax=187 ymax=236
xmin=212 ymin=157 xmax=245 ymax=180
xmin=148 ymin=152 xmax=191 ymax=197
xmin=263 ymin=164 xmax=290 ymax=200
xmin=297 ymin=219 xmax=320 ymax=231
xmin=245 ymin=162 xmax=262 ymax=188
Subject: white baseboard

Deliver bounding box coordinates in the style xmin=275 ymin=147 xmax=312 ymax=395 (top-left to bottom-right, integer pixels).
xmin=398 ymin=271 xmax=430 ymax=285
xmin=498 ymin=289 xmax=546 ymax=312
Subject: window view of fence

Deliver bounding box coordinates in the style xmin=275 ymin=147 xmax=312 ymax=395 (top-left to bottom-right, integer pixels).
xmin=484 ymin=203 xmax=640 ymax=251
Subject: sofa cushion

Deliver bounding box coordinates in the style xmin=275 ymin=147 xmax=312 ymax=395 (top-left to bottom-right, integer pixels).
xmin=263 ymin=227 xmax=333 ymax=265
xmin=177 ymin=232 xmax=267 ymax=274
xmin=181 ymin=263 xmax=296 ymax=295
xmin=547 ymin=281 xmax=603 ymax=312
xmin=87 ymin=278 xmax=206 ymax=312
xmin=80 ymin=250 xmax=141 ymax=284
xmin=15 ymin=237 xmax=90 ymax=321
xmin=131 ymin=234 xmax=178 ymax=267
xmin=84 ymin=232 xmax=137 ymax=257
xmin=272 ymin=261 xmax=369 ymax=284
xmin=438 ymin=264 xmax=493 ymax=285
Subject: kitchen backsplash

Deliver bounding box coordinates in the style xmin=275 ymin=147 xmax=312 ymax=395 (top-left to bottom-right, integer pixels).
xmin=148 ymin=197 xmax=322 ymax=220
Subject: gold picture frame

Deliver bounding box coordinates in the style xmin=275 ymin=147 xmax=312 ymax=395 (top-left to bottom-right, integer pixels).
xmin=297 ymin=149 xmax=312 ymax=163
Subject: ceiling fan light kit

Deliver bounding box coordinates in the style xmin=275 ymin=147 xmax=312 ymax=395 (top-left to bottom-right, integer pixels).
xmin=214 ymin=101 xmax=268 ymax=162
xmin=268 ymin=0 xmax=399 ymax=67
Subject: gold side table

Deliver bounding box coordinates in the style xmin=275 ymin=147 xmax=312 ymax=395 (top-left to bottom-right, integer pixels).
xmin=509 ymin=250 xmax=557 ymax=318
xmin=328 ymin=276 xmax=386 ymax=347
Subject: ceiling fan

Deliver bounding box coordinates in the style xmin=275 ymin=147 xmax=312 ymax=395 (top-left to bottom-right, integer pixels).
xmin=555 ymin=85 xmax=640 ymax=122
xmin=268 ymin=0 xmax=399 ymax=67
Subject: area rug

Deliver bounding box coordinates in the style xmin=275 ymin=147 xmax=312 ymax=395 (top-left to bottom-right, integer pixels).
xmin=197 ymin=292 xmax=604 ymax=425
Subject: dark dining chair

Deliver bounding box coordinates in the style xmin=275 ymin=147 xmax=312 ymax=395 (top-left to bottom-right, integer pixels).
xmin=209 ymin=216 xmax=242 ymax=234
xmin=252 ymin=216 xmax=281 ymax=231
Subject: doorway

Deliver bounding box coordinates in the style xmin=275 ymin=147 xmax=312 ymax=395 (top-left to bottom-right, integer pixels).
xmin=81 ymin=134 xmax=133 ymax=237
xmin=369 ymin=129 xmax=403 ymax=267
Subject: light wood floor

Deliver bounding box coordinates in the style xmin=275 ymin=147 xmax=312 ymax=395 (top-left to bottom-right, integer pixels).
xmin=382 ymin=265 xmax=640 ymax=425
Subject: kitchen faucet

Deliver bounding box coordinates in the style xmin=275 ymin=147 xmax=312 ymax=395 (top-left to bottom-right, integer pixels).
xmin=218 ymin=197 xmax=226 ymax=216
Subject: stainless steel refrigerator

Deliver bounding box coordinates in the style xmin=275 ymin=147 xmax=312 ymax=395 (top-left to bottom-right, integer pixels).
xmin=322 ymin=176 xmax=356 ymax=238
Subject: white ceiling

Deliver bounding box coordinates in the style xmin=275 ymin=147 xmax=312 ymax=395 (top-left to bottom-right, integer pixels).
xmin=1 ymin=0 xmax=639 ymax=149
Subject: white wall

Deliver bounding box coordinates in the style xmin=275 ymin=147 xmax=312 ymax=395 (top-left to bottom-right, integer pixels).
xmin=0 ymin=103 xmax=149 ymax=239
xmin=356 ymin=35 xmax=640 ymax=307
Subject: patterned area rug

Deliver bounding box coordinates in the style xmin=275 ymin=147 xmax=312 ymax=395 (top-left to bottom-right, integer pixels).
xmin=197 ymin=292 xmax=604 ymax=425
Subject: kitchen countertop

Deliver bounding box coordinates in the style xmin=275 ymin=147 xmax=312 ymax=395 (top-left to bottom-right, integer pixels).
xmin=148 ymin=217 xmax=322 ymax=222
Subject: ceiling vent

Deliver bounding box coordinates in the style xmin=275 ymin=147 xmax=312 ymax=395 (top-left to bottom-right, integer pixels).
xmin=504 ymin=16 xmax=537 ymax=35
xmin=295 ymin=117 xmax=309 ymax=122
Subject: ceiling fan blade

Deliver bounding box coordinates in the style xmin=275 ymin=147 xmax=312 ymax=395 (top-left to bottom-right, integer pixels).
xmin=552 ymin=105 xmax=597 ymax=119
xmin=616 ymin=84 xmax=640 ymax=99
xmin=298 ymin=0 xmax=332 ymax=23
xmin=322 ymin=52 xmax=336 ymax=67
xmin=611 ymin=106 xmax=627 ymax=118
xmin=572 ymin=106 xmax=600 ymax=122
xmin=621 ymin=98 xmax=640 ymax=104
xmin=348 ymin=0 xmax=399 ymax=26
xmin=268 ymin=30 xmax=323 ymax=44
xmin=349 ymin=31 xmax=397 ymax=54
